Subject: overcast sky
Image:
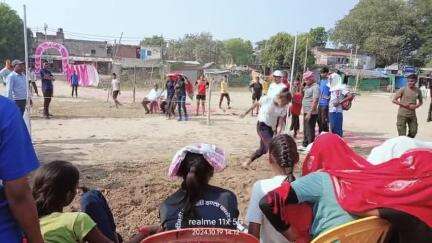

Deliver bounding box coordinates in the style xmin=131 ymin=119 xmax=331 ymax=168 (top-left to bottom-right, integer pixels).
xmin=6 ymin=0 xmax=359 ymax=44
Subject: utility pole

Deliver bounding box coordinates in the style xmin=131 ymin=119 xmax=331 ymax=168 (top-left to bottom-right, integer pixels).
xmin=354 ymin=45 xmax=360 ymax=92
xmin=290 ymin=34 xmax=298 ymax=92
xmin=44 ymin=23 xmax=48 ymax=40
xmin=23 ymin=4 xmax=31 ymax=133
xmin=303 ymin=36 xmax=309 ymax=73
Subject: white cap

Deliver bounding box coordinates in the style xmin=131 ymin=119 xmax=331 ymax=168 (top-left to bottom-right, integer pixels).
xmin=272 ymin=70 xmax=284 ymax=77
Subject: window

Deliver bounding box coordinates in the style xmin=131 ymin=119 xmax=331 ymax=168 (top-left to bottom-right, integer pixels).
xmin=147 ymin=50 xmax=152 ymax=56
xmin=91 ymin=49 xmax=96 ymax=55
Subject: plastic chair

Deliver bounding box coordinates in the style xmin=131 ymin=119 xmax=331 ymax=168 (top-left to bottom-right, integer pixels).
xmin=311 ymin=216 xmax=391 ymax=243
xmin=141 ymin=228 xmax=259 ymax=243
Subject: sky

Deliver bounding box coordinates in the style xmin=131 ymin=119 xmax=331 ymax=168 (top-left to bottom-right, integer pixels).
xmin=5 ymin=0 xmax=359 ymax=44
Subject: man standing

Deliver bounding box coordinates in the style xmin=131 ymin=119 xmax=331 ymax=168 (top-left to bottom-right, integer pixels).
xmin=392 ymin=74 xmax=423 ymax=138
xmin=219 ymin=75 xmax=231 ymax=109
xmin=328 ymin=72 xmax=353 ymax=137
xmin=267 ymin=70 xmax=287 ymax=98
xmin=40 ymin=61 xmax=55 ymax=118
xmin=0 ymin=96 xmax=43 ymax=243
xmin=302 ymin=71 xmax=320 ymax=147
xmin=5 ymin=60 xmax=28 ymax=115
xmin=70 ymin=71 xmax=79 ymax=98
xmin=318 ymin=67 xmax=330 ymax=133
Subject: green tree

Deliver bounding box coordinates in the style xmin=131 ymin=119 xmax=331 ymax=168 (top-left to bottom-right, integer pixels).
xmin=0 ymin=3 xmax=32 ymax=64
xmin=140 ymin=35 xmax=166 ymax=47
xmin=409 ymin=0 xmax=432 ymax=66
xmin=167 ymin=32 xmax=228 ymax=64
xmin=223 ymin=38 xmax=253 ymax=65
xmin=259 ymin=32 xmax=315 ymax=75
xmin=309 ymin=27 xmax=328 ymax=48
xmin=331 ymin=0 xmax=420 ymax=67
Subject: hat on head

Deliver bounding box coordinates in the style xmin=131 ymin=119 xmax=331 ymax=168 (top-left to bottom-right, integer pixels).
xmin=12 ymin=60 xmax=24 ymax=67
xmin=302 ymin=71 xmax=315 ymax=81
xmin=273 ymin=70 xmax=284 ymax=77
xmin=168 ymin=143 xmax=226 ymax=180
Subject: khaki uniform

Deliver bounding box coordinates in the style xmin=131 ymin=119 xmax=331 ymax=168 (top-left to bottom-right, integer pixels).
xmin=395 ymin=87 xmax=423 ymax=138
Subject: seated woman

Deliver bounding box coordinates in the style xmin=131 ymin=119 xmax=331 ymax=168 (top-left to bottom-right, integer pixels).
xmin=131 ymin=144 xmax=239 ymax=241
xmin=260 ymin=133 xmax=432 ymax=243
xmin=246 ymin=134 xmax=312 ymax=243
xmin=32 ymin=161 xmax=115 ymax=243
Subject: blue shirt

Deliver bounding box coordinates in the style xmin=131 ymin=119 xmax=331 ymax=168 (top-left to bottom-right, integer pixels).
xmin=319 ymin=79 xmax=330 ymax=107
xmin=5 ymin=72 xmax=27 ymax=101
xmin=0 ymin=96 xmax=40 ymax=242
xmin=291 ymin=172 xmax=356 ymax=237
xmin=71 ymin=74 xmax=79 ymax=86
xmin=40 ymin=68 xmax=53 ymax=91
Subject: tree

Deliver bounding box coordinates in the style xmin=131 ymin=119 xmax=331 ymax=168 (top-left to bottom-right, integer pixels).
xmin=409 ymin=0 xmax=432 ymax=66
xmin=223 ymin=38 xmax=253 ymax=65
xmin=331 ymin=0 xmax=420 ymax=67
xmin=167 ymin=32 xmax=229 ymax=64
xmin=309 ymin=27 xmax=328 ymax=48
xmin=259 ymin=32 xmax=315 ymax=76
xmin=140 ymin=35 xmax=166 ymax=47
xmin=0 ymin=3 xmax=32 ymax=64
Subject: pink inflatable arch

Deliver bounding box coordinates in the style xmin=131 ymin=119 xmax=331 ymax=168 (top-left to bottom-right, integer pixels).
xmin=34 ymin=41 xmax=99 ymax=86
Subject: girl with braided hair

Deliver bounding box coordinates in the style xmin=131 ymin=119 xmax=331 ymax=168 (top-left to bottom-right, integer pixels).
xmin=246 ymin=134 xmax=312 ymax=243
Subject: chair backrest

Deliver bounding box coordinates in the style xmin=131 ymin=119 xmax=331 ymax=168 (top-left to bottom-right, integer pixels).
xmin=311 ymin=216 xmax=391 ymax=243
xmin=141 ymin=228 xmax=259 ymax=243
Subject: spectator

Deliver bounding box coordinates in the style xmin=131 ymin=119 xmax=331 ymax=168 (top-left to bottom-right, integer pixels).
xmin=301 ymin=71 xmax=319 ymax=147
xmin=32 ymin=161 xmax=114 ymax=243
xmin=175 ymin=76 xmax=188 ymax=121
xmin=318 ymin=67 xmax=330 ymax=133
xmin=392 ymin=74 xmax=423 ymax=138
xmin=141 ymin=84 xmax=163 ymax=114
xmin=290 ymin=79 xmax=303 ymax=138
xmin=0 ymin=59 xmax=13 ymax=86
xmin=111 ymin=73 xmax=122 ymax=108
xmin=29 ymin=66 xmax=39 ymax=96
xmin=267 ymin=70 xmax=287 ymax=98
xmin=246 ymin=134 xmax=312 ymax=243
xmin=328 ymin=72 xmax=353 ymax=137
xmin=0 ymin=95 xmax=43 ymax=243
xmin=5 ymin=60 xmax=28 ymax=115
xmin=165 ymin=75 xmax=177 ymax=119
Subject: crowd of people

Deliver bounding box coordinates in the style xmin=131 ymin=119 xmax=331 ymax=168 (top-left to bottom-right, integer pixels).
xmin=1 ymin=57 xmax=432 ymax=242
xmin=1 ymin=92 xmax=432 ymax=242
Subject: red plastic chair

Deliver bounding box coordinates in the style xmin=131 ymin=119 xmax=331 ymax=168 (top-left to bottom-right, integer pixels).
xmin=141 ymin=228 xmax=259 ymax=243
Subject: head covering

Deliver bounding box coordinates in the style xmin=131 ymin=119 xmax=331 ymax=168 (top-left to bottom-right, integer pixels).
xmin=273 ymin=70 xmax=284 ymax=77
xmin=168 ymin=143 xmax=226 ymax=180
xmin=328 ymin=72 xmax=343 ymax=91
xmin=302 ymin=71 xmax=315 ymax=81
xmin=12 ymin=60 xmax=24 ymax=67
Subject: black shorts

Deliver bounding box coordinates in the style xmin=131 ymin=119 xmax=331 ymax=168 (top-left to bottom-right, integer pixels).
xmin=252 ymin=93 xmax=262 ymax=101
xmin=113 ymin=90 xmax=119 ymax=99
xmin=196 ymin=94 xmax=206 ymax=101
xmin=43 ymin=89 xmax=53 ymax=98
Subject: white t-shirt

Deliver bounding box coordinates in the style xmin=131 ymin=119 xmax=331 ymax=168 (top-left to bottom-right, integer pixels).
xmin=258 ymin=96 xmax=287 ymax=130
xmin=267 ymin=82 xmax=286 ymax=98
xmin=246 ymin=175 xmax=289 ymax=243
xmin=329 ymin=84 xmax=349 ymax=113
xmin=111 ymin=79 xmax=120 ymax=91
xmin=146 ymin=89 xmax=163 ymax=102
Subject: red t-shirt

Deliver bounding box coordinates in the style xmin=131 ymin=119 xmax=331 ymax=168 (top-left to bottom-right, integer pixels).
xmin=196 ymin=81 xmax=208 ymax=95
xmin=290 ymin=92 xmax=303 ymax=116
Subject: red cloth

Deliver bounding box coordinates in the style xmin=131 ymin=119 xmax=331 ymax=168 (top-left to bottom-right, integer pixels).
xmin=303 ymin=133 xmax=432 ymax=227
xmin=266 ymin=182 xmax=312 ymax=243
xmin=290 ymin=92 xmax=303 ymax=116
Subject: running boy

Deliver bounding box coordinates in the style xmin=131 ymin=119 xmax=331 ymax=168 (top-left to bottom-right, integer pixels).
xmin=240 ymin=88 xmax=292 ymax=168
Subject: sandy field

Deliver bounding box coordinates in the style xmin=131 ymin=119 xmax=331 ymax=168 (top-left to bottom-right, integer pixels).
xmin=1 ymin=79 xmax=431 ymax=238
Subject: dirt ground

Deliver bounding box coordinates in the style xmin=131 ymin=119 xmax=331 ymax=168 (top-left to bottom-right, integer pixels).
xmin=2 ymin=80 xmax=431 ymax=238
